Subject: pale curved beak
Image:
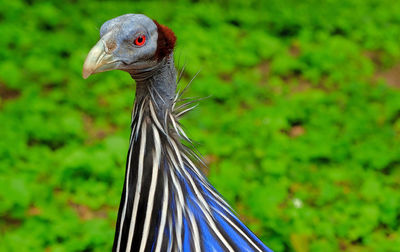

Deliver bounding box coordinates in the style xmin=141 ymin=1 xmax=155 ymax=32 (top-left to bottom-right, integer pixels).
xmin=82 ymin=39 xmax=119 ymax=79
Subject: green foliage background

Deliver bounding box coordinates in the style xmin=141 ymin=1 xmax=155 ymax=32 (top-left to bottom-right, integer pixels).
xmin=1 ymin=0 xmax=400 ymax=251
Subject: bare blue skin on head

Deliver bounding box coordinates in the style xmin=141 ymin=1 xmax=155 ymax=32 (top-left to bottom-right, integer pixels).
xmin=83 ymin=14 xmax=176 ymax=113
xmin=99 ymin=14 xmax=159 ymax=71
xmin=82 ymin=14 xmax=272 ymax=252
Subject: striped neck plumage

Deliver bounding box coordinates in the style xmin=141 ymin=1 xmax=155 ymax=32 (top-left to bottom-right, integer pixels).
xmin=112 ymin=54 xmax=271 ymax=252
xmin=112 ymin=54 xmax=196 ymax=251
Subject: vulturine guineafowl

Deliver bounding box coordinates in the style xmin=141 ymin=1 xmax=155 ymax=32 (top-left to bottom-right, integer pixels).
xmin=82 ymin=14 xmax=272 ymax=252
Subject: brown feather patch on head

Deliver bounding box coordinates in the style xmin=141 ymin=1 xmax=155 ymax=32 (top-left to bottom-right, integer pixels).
xmin=153 ymin=20 xmax=176 ymax=60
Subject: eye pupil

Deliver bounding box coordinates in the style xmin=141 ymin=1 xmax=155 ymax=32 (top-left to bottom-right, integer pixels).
xmin=134 ymin=35 xmax=146 ymax=46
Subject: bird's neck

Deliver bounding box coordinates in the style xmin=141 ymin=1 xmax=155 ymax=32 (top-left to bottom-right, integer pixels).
xmin=113 ymin=54 xmax=270 ymax=252
xmin=131 ymin=55 xmax=177 ymax=118
xmin=112 ymin=55 xmax=183 ymax=251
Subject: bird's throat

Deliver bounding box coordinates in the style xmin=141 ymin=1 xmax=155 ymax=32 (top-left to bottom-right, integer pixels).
xmin=131 ymin=55 xmax=177 ymax=117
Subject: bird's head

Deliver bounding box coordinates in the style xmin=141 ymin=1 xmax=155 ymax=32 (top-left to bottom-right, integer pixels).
xmin=82 ymin=14 xmax=176 ymax=79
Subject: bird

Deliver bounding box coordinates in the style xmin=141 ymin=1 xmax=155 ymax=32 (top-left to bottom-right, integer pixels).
xmin=82 ymin=14 xmax=272 ymax=252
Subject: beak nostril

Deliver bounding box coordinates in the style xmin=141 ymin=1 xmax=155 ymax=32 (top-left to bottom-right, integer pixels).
xmin=106 ymin=40 xmax=116 ymax=53
xmin=82 ymin=38 xmax=119 ymax=79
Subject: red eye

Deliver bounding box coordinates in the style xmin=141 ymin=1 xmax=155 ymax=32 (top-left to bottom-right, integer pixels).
xmin=134 ymin=35 xmax=146 ymax=46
